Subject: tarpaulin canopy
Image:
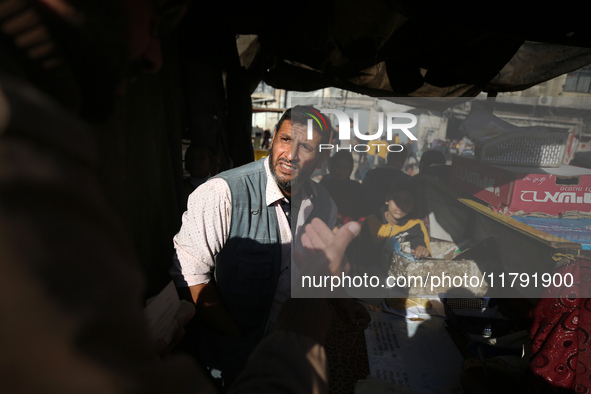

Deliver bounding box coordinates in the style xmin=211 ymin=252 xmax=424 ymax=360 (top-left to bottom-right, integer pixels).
xmin=179 ymin=0 xmax=591 ymax=100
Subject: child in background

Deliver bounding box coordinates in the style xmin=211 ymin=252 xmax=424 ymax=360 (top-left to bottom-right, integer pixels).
xmin=361 ymin=180 xmax=430 ymax=262
xmin=351 ymin=180 xmax=431 ymax=311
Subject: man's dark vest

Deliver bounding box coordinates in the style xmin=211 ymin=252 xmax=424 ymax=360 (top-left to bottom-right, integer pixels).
xmin=201 ymin=158 xmax=334 ymax=385
xmin=214 ymin=158 xmax=281 ymax=335
xmin=213 ymin=157 xmax=334 ymax=335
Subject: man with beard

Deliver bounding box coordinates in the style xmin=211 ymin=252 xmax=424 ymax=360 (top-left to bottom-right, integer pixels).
xmin=170 ymin=106 xmax=347 ymax=387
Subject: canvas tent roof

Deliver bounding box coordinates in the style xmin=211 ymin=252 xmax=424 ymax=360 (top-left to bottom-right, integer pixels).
xmin=179 ymin=0 xmax=591 ymax=104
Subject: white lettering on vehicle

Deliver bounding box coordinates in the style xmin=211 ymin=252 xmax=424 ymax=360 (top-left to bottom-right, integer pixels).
xmin=520 ymin=191 xmax=591 ymax=204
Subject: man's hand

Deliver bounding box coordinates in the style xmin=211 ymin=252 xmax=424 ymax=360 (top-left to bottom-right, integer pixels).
xmin=296 ymin=218 xmax=370 ymax=330
xmin=156 ymin=300 xmax=196 ymax=359
xmin=181 ymin=283 xmax=242 ymax=337
xmin=299 ymin=218 xmax=361 ymax=276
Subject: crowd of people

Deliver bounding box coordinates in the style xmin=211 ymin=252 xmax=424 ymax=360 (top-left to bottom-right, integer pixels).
xmin=312 ymin=139 xmax=449 ymax=224
xmin=310 ymin=142 xmax=451 ymax=278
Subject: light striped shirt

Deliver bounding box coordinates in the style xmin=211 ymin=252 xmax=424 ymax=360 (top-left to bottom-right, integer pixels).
xmin=170 ymin=157 xmax=336 ymax=329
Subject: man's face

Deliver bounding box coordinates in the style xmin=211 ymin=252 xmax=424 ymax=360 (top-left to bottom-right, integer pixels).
xmin=269 ymin=120 xmax=323 ymax=197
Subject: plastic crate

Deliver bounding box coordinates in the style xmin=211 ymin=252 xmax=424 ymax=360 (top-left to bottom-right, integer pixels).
xmin=476 ymin=131 xmax=568 ymax=167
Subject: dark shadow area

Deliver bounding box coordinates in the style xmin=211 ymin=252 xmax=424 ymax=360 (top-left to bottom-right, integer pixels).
xmin=175 ymin=236 xmax=280 ymax=390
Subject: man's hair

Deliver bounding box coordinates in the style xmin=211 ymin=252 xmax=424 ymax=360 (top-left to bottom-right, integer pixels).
xmin=328 ymin=151 xmax=354 ymax=173
xmin=419 ymin=150 xmax=446 ymax=171
xmin=387 ymin=147 xmax=409 ymax=167
xmin=275 ymin=105 xmax=333 ymax=144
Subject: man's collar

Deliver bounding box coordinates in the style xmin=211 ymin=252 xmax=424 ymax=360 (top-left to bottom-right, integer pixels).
xmin=264 ymin=156 xmax=289 ymax=206
xmin=264 ymin=156 xmax=318 ymax=206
